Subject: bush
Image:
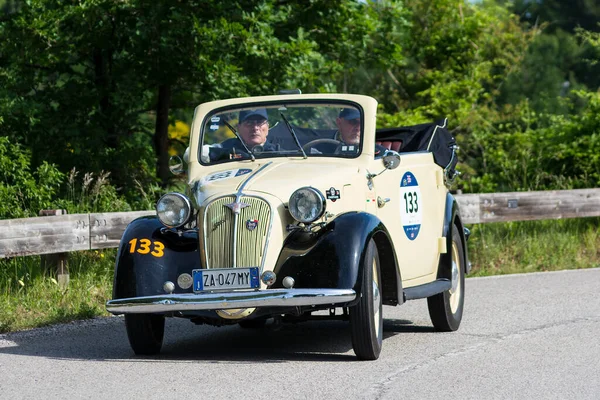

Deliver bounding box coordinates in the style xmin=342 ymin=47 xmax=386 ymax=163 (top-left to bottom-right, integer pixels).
xmin=0 ymin=137 xmax=64 ymax=218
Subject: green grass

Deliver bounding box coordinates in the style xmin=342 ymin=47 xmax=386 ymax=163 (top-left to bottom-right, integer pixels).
xmin=468 ymin=217 xmax=600 ymax=276
xmin=0 ymin=249 xmax=115 ymax=333
xmin=0 ymin=218 xmax=599 ymax=333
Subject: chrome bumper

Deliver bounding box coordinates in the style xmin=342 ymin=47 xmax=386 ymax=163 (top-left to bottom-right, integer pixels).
xmin=106 ymin=288 xmax=356 ymax=314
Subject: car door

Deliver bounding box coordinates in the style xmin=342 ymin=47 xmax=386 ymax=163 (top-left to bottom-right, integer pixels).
xmin=372 ymin=151 xmax=447 ymax=283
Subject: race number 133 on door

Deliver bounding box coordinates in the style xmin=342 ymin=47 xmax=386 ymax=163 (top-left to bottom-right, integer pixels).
xmin=400 ymin=171 xmax=422 ymax=240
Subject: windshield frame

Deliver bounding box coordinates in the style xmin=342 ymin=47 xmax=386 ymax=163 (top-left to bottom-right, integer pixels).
xmin=198 ymin=99 xmax=365 ymax=166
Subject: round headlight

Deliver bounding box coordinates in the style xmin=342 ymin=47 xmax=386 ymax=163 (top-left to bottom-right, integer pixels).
xmin=156 ymin=193 xmax=193 ymax=228
xmin=288 ymin=187 xmax=326 ymax=223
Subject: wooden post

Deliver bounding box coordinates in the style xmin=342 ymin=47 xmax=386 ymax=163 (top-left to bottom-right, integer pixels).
xmin=39 ymin=209 xmax=69 ymax=289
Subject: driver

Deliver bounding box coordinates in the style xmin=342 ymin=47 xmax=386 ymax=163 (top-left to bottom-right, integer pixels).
xmin=203 ymin=108 xmax=277 ymax=162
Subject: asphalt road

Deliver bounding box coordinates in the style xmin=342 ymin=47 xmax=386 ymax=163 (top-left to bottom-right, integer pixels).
xmin=1 ymin=268 xmax=599 ymax=400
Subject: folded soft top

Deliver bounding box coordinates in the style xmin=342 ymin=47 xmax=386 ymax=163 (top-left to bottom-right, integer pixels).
xmin=376 ymin=119 xmax=457 ymax=173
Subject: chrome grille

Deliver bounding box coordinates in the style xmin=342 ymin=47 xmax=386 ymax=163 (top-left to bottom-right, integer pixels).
xmin=204 ymin=196 xmax=271 ymax=269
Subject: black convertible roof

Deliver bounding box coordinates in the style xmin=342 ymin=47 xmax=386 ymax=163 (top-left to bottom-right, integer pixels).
xmin=376 ymin=119 xmax=457 ymax=173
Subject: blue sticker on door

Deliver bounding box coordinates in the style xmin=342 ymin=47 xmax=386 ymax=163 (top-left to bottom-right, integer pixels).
xmin=400 ymin=171 xmax=422 ymax=240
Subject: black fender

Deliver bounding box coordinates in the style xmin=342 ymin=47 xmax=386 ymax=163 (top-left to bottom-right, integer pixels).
xmin=112 ymin=216 xmax=200 ymax=299
xmin=272 ymin=212 xmax=403 ymax=306
xmin=441 ymin=193 xmax=470 ymax=275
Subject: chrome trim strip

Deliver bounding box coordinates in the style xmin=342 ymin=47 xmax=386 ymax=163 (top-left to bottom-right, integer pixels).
xmin=237 ymin=162 xmax=273 ymax=195
xmin=232 ymin=212 xmax=239 ymax=268
xmin=106 ymin=289 xmax=356 ymax=314
xmin=426 ymin=118 xmax=448 ymax=152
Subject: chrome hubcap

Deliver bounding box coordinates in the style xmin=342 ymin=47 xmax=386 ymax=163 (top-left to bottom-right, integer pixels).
xmin=450 ymin=260 xmax=459 ymax=294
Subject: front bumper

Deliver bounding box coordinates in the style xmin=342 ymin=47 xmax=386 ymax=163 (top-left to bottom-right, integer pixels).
xmin=106 ymin=288 xmax=356 ymax=314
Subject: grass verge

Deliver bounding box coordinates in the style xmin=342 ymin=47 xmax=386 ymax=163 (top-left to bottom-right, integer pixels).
xmin=468 ymin=217 xmax=600 ymax=276
xmin=0 ymin=218 xmax=598 ymax=333
xmin=0 ymin=249 xmax=115 ymax=333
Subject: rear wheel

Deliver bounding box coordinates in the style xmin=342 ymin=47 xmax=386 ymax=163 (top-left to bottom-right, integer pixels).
xmin=350 ymin=239 xmax=383 ymax=360
xmin=427 ymin=224 xmax=465 ymax=331
xmin=125 ymin=314 xmax=165 ymax=355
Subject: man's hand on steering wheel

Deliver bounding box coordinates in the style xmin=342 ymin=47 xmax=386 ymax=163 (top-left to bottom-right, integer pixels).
xmin=302 ymin=138 xmax=342 ymax=154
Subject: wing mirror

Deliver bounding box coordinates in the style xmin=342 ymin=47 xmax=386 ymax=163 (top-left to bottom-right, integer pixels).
xmin=366 ymin=150 xmax=401 ymax=189
xmin=169 ymin=147 xmax=190 ymax=175
xmin=382 ymin=150 xmax=401 ymax=170
xmin=169 ymin=155 xmax=185 ymax=175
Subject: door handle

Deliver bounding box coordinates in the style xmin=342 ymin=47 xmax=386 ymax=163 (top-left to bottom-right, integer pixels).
xmin=377 ymin=197 xmax=390 ymax=208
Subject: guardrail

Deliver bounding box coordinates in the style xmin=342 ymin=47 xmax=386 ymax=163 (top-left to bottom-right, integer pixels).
xmin=1 ymin=188 xmax=599 ymax=259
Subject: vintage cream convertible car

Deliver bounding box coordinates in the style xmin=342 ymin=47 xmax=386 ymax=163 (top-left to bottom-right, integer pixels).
xmin=106 ymin=93 xmax=470 ymax=360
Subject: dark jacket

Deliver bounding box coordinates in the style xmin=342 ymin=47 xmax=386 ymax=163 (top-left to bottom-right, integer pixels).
xmin=208 ymin=138 xmax=277 ymax=162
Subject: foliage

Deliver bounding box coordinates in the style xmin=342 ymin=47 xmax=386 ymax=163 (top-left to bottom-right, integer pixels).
xmin=500 ymin=0 xmax=600 ymax=113
xmin=0 ymin=137 xmax=63 ymax=218
xmin=459 ymin=90 xmax=600 ymax=193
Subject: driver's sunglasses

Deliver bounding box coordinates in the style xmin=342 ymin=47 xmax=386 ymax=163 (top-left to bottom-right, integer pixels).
xmin=242 ymin=118 xmax=268 ymax=128
xmin=344 ymin=118 xmax=361 ymax=126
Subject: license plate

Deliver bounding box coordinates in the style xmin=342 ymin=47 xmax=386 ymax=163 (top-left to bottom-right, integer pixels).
xmin=192 ymin=267 xmax=260 ymax=292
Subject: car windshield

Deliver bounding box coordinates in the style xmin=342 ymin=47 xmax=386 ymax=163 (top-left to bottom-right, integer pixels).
xmin=199 ymin=102 xmax=363 ymax=164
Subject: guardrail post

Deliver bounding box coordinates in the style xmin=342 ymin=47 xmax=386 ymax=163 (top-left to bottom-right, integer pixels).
xmin=39 ymin=209 xmax=69 ymax=289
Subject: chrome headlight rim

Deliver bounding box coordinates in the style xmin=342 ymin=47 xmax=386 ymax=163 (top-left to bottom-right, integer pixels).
xmin=156 ymin=192 xmax=193 ymax=229
xmin=288 ymin=187 xmax=326 ymax=224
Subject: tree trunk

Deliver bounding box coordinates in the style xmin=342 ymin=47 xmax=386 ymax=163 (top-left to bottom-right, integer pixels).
xmin=154 ymin=84 xmax=171 ymax=186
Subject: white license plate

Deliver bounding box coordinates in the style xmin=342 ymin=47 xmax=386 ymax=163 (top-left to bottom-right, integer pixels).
xmin=192 ymin=267 xmax=260 ymax=292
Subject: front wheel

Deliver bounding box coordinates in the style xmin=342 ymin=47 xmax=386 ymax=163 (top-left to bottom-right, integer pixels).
xmin=349 ymin=239 xmax=383 ymax=360
xmin=427 ymin=224 xmax=465 ymax=331
xmin=125 ymin=314 xmax=165 ymax=355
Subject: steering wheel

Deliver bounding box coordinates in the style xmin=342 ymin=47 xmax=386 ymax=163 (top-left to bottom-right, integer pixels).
xmin=302 ymin=138 xmax=342 ymax=152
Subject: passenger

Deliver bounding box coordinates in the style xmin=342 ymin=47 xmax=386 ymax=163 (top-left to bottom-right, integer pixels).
xmin=335 ymin=108 xmax=361 ymax=146
xmin=326 ymin=108 xmax=387 ymax=156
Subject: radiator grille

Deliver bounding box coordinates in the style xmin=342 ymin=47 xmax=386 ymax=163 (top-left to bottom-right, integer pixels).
xmin=204 ymin=196 xmax=271 ymax=269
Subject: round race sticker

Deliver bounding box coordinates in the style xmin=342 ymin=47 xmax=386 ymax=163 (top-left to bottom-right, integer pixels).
xmin=400 ymin=171 xmax=422 ymax=240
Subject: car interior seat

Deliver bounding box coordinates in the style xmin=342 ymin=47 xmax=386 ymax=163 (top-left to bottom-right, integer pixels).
xmin=376 ymin=140 xmax=402 ymax=152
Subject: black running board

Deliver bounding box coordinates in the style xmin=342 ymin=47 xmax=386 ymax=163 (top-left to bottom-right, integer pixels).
xmin=403 ymin=279 xmax=451 ymax=301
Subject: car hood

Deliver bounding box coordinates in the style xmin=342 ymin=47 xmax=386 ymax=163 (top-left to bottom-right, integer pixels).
xmin=194 ymin=160 xmax=361 ymax=205
xmin=243 ymin=161 xmax=360 ymax=202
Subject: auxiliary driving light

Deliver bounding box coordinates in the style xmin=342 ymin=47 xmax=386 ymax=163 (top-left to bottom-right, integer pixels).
xmin=261 ymin=271 xmax=276 ymax=286
xmin=163 ymin=281 xmax=175 ymax=294
xmin=177 ymin=273 xmax=193 ymax=289
xmin=282 ymin=276 xmax=295 ymax=289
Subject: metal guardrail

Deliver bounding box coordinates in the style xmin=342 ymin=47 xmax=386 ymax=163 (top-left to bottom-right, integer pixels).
xmin=0 ymin=189 xmax=599 ymax=259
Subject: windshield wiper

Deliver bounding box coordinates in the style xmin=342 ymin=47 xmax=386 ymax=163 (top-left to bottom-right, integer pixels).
xmin=279 ymin=112 xmax=307 ymax=159
xmin=222 ymin=119 xmax=255 ymax=161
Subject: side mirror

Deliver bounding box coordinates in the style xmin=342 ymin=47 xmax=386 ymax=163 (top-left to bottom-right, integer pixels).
xmin=169 ymin=155 xmax=185 ymax=175
xmin=382 ymin=150 xmax=401 ymax=170
xmin=367 ymin=150 xmax=401 ymax=189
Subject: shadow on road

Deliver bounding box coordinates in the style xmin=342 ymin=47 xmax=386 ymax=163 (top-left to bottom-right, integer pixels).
xmin=0 ymin=315 xmax=431 ymax=363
